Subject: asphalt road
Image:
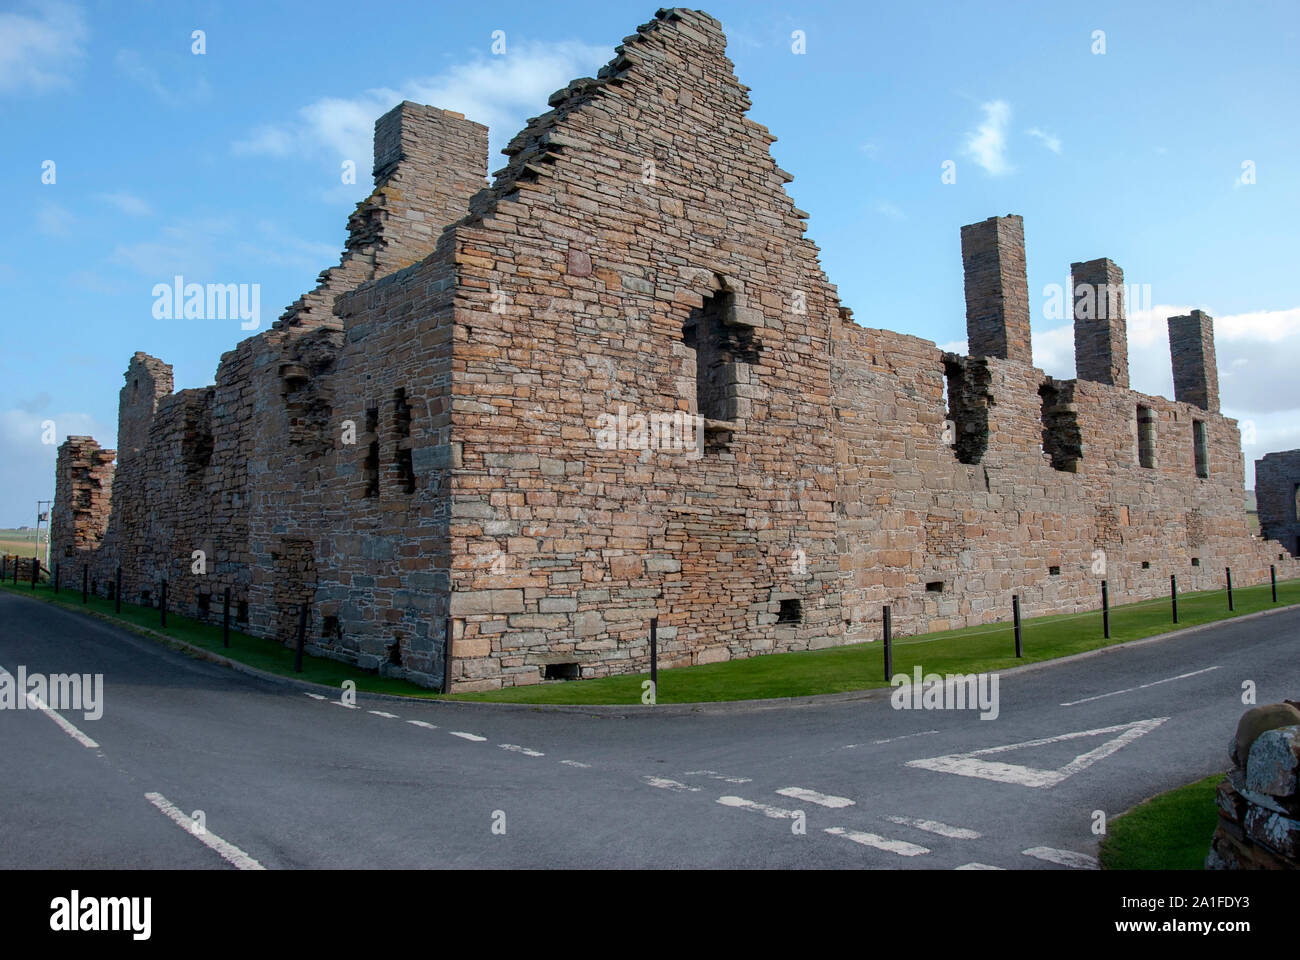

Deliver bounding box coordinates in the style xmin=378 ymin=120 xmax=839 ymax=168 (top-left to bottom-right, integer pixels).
xmin=2 ymin=591 xmax=1297 ymax=869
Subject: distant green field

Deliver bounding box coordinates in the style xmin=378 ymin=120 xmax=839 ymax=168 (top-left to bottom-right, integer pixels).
xmin=0 ymin=528 xmax=46 ymax=561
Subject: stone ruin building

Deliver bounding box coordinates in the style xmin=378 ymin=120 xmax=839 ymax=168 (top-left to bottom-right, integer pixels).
xmin=51 ymin=8 xmax=1299 ymax=691
xmin=1255 ymin=449 xmax=1300 ymax=559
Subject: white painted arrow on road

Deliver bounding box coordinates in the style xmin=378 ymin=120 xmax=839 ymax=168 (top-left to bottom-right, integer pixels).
xmin=905 ymin=717 xmax=1169 ymax=788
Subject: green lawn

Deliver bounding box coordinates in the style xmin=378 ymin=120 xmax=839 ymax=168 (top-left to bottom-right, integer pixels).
xmin=1099 ymin=772 xmax=1224 ymax=870
xmin=0 ymin=578 xmax=441 ymax=699
xmin=4 ymin=573 xmax=1297 ymax=707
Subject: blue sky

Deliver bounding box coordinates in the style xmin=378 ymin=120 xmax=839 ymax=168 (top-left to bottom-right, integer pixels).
xmin=2 ymin=0 xmax=1298 ymax=527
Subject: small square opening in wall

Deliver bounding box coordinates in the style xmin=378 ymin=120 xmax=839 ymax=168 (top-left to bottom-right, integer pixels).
xmin=1191 ymin=557 xmax=1200 ymax=566
xmin=544 ymin=662 xmax=580 ymax=681
xmin=926 ymin=581 xmax=944 ymax=593
xmin=777 ymin=598 xmax=802 ymax=624
xmin=1142 ymin=561 xmax=1151 ymax=570
xmin=1049 ymin=566 xmax=1061 ymax=576
xmin=236 ymin=600 xmax=249 ymax=622
xmin=322 ymin=615 xmax=340 ymax=640
xmin=197 ymin=593 xmax=211 ymax=615
xmin=140 ymin=589 xmax=152 ymax=606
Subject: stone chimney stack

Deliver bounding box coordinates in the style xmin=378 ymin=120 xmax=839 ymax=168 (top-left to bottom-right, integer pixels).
xmin=1071 ymin=258 xmax=1129 ymax=388
xmin=1168 ymin=310 xmax=1220 ymax=412
xmin=960 ymin=215 xmax=1032 ymax=364
xmin=117 ymin=352 xmax=173 ymax=464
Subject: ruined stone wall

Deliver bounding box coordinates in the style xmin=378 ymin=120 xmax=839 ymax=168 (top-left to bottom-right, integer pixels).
xmin=429 ymin=8 xmax=842 ymax=690
xmin=1256 ymin=449 xmax=1300 ymax=558
xmin=49 ymin=435 xmax=115 ymax=590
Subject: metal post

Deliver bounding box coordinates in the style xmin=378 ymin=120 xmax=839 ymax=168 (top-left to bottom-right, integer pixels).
xmin=2 ymin=554 xmax=6 ymax=581
xmin=1013 ymin=595 xmax=1023 ymax=658
xmin=882 ymin=605 xmax=893 ymax=680
xmin=12 ymin=556 xmax=18 ymax=585
xmin=53 ymin=561 xmax=60 ymax=595
xmin=160 ymin=580 xmax=167 ymax=627
xmin=222 ymin=587 xmax=231 ymax=648
xmin=1171 ymin=574 xmax=1178 ymax=624
xmin=31 ymin=558 xmax=38 ymax=590
xmin=1226 ymin=567 xmax=1234 ymax=611
xmin=441 ymin=616 xmax=453 ymax=694
xmin=294 ymin=602 xmax=308 ymax=673
xmin=1101 ymin=580 xmax=1110 ymax=639
xmin=649 ymin=616 xmax=658 ymax=694
xmin=1271 ymin=564 xmax=1278 ymax=603
xmin=82 ymin=564 xmax=88 ymax=604
xmin=114 ymin=566 xmax=122 ymax=614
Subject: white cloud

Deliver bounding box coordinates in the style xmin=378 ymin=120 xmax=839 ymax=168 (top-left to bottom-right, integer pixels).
xmin=37 ymin=201 xmax=73 ymax=235
xmin=1026 ymin=126 xmax=1062 ymax=154
xmin=0 ymin=1 xmax=87 ymax=95
xmin=961 ymin=100 xmax=1013 ymax=176
xmin=875 ymin=201 xmax=905 ymax=221
xmin=96 ymin=191 xmax=152 ymax=217
xmin=115 ymin=48 xmax=209 ymax=105
xmin=232 ymin=40 xmax=611 ymax=175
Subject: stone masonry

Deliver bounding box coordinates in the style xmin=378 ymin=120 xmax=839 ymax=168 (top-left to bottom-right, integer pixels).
xmin=1256 ymin=449 xmax=1300 ymax=558
xmin=52 ymin=8 xmax=1299 ymax=691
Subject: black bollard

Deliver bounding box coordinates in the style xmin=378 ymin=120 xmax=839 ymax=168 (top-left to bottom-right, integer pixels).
xmin=649 ymin=616 xmax=658 ymax=697
xmin=160 ymin=580 xmax=167 ymax=627
xmin=222 ymin=587 xmax=231 ymax=648
xmin=1102 ymin=580 xmax=1110 ymax=639
xmin=1272 ymin=564 xmax=1278 ymax=603
xmin=294 ymin=602 xmax=308 ymax=673
xmin=115 ymin=566 xmax=122 ymax=614
xmin=883 ymin=605 xmax=893 ymax=680
xmin=82 ymin=564 xmax=88 ymax=604
xmin=53 ymin=561 xmax=60 ymax=595
xmin=1171 ymin=574 xmax=1178 ymax=624
xmin=1226 ymin=567 xmax=1234 ymax=611
xmin=1013 ymin=595 xmax=1023 ymax=658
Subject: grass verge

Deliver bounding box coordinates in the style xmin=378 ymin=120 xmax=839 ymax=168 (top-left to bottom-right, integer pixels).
xmin=4 ymin=575 xmax=1298 ymax=706
xmin=0 ymin=578 xmax=441 ymax=699
xmin=1099 ymin=772 xmax=1224 ymax=869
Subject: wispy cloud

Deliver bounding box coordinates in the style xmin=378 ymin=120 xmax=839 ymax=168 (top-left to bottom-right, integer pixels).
xmin=0 ymin=1 xmax=88 ymax=95
xmin=96 ymin=192 xmax=152 ymax=217
xmin=37 ymin=201 xmax=73 ymax=236
xmin=962 ymin=100 xmax=1013 ymax=176
xmin=232 ymin=39 xmax=611 ymax=174
xmin=115 ymin=48 xmax=210 ymax=105
xmin=1026 ymin=126 xmax=1062 ymax=154
xmin=875 ymin=201 xmax=905 ymax=221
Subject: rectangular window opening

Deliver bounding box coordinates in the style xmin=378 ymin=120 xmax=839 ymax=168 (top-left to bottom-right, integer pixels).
xmin=1193 ymin=420 xmax=1209 ymax=478
xmin=544 ymin=662 xmax=581 ymax=681
xmin=363 ymin=407 xmax=379 ymax=498
xmin=1191 ymin=557 xmax=1201 ymax=567
xmin=1049 ymin=565 xmax=1061 ymax=576
xmin=1136 ymin=405 xmax=1155 ymax=469
xmin=925 ymin=581 xmax=944 ymax=593
xmin=1141 ymin=561 xmax=1151 ymax=570
xmin=394 ymin=388 xmax=415 ymax=495
xmin=777 ymin=598 xmax=802 ymax=624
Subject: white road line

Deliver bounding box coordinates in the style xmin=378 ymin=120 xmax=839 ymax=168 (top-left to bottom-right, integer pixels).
xmin=303 ymin=693 xmax=326 ymax=701
xmin=449 ymin=731 xmax=487 ymax=742
xmin=716 ymin=796 xmax=802 ymax=819
xmin=955 ymin=862 xmax=1004 ymax=870
xmin=869 ymin=730 xmax=939 ymax=746
xmin=642 ymin=776 xmax=700 ymax=793
xmin=1060 ymin=666 xmax=1221 ymax=706
xmin=684 ymin=769 xmax=752 ymax=784
xmin=500 ymin=744 xmax=544 ymax=757
xmin=144 ymin=792 xmax=265 ymax=871
xmin=0 ymin=667 xmax=99 ymax=749
xmin=776 ymin=787 xmax=855 ymax=808
xmin=1022 ymin=846 xmax=1099 ymax=870
xmin=907 ymin=717 xmax=1168 ymax=788
xmin=406 ymin=720 xmax=437 ymax=730
xmin=885 ymin=816 xmax=981 ymax=839
xmin=824 ymin=827 xmax=930 ymax=857
xmin=330 ymin=701 xmax=357 ymax=709
xmin=560 ymin=760 xmax=591 ymax=768
xmin=368 ymin=710 xmax=400 ymax=719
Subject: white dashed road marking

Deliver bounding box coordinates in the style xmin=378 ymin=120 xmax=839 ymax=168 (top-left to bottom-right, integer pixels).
xmin=955 ymin=862 xmax=1004 ymax=870
xmin=368 ymin=710 xmax=400 ymax=719
xmin=331 ymin=701 xmax=357 ymax=710
xmin=868 ymin=730 xmax=939 ymax=746
xmin=642 ymin=776 xmax=700 ymax=793
xmin=303 ymin=693 xmax=326 ymax=701
xmin=145 ymin=792 xmax=265 ymax=871
xmin=560 ymin=760 xmax=591 ymax=768
xmin=824 ymin=827 xmax=930 ymax=857
xmin=684 ymin=769 xmax=752 ymax=784
xmin=775 ymin=787 xmax=855 ymax=808
xmin=449 ymin=731 xmax=487 ymax=742
xmin=406 ymin=720 xmax=437 ymax=729
xmin=500 ymin=744 xmax=544 ymax=757
xmin=906 ymin=717 xmax=1169 ymax=788
xmin=1022 ymin=846 xmax=1099 ymax=869
xmin=716 ymin=796 xmax=802 ymax=820
xmin=0 ymin=666 xmax=99 ymax=749
xmin=1059 ymin=667 xmax=1220 ymax=707
xmin=885 ymin=816 xmax=981 ymax=839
